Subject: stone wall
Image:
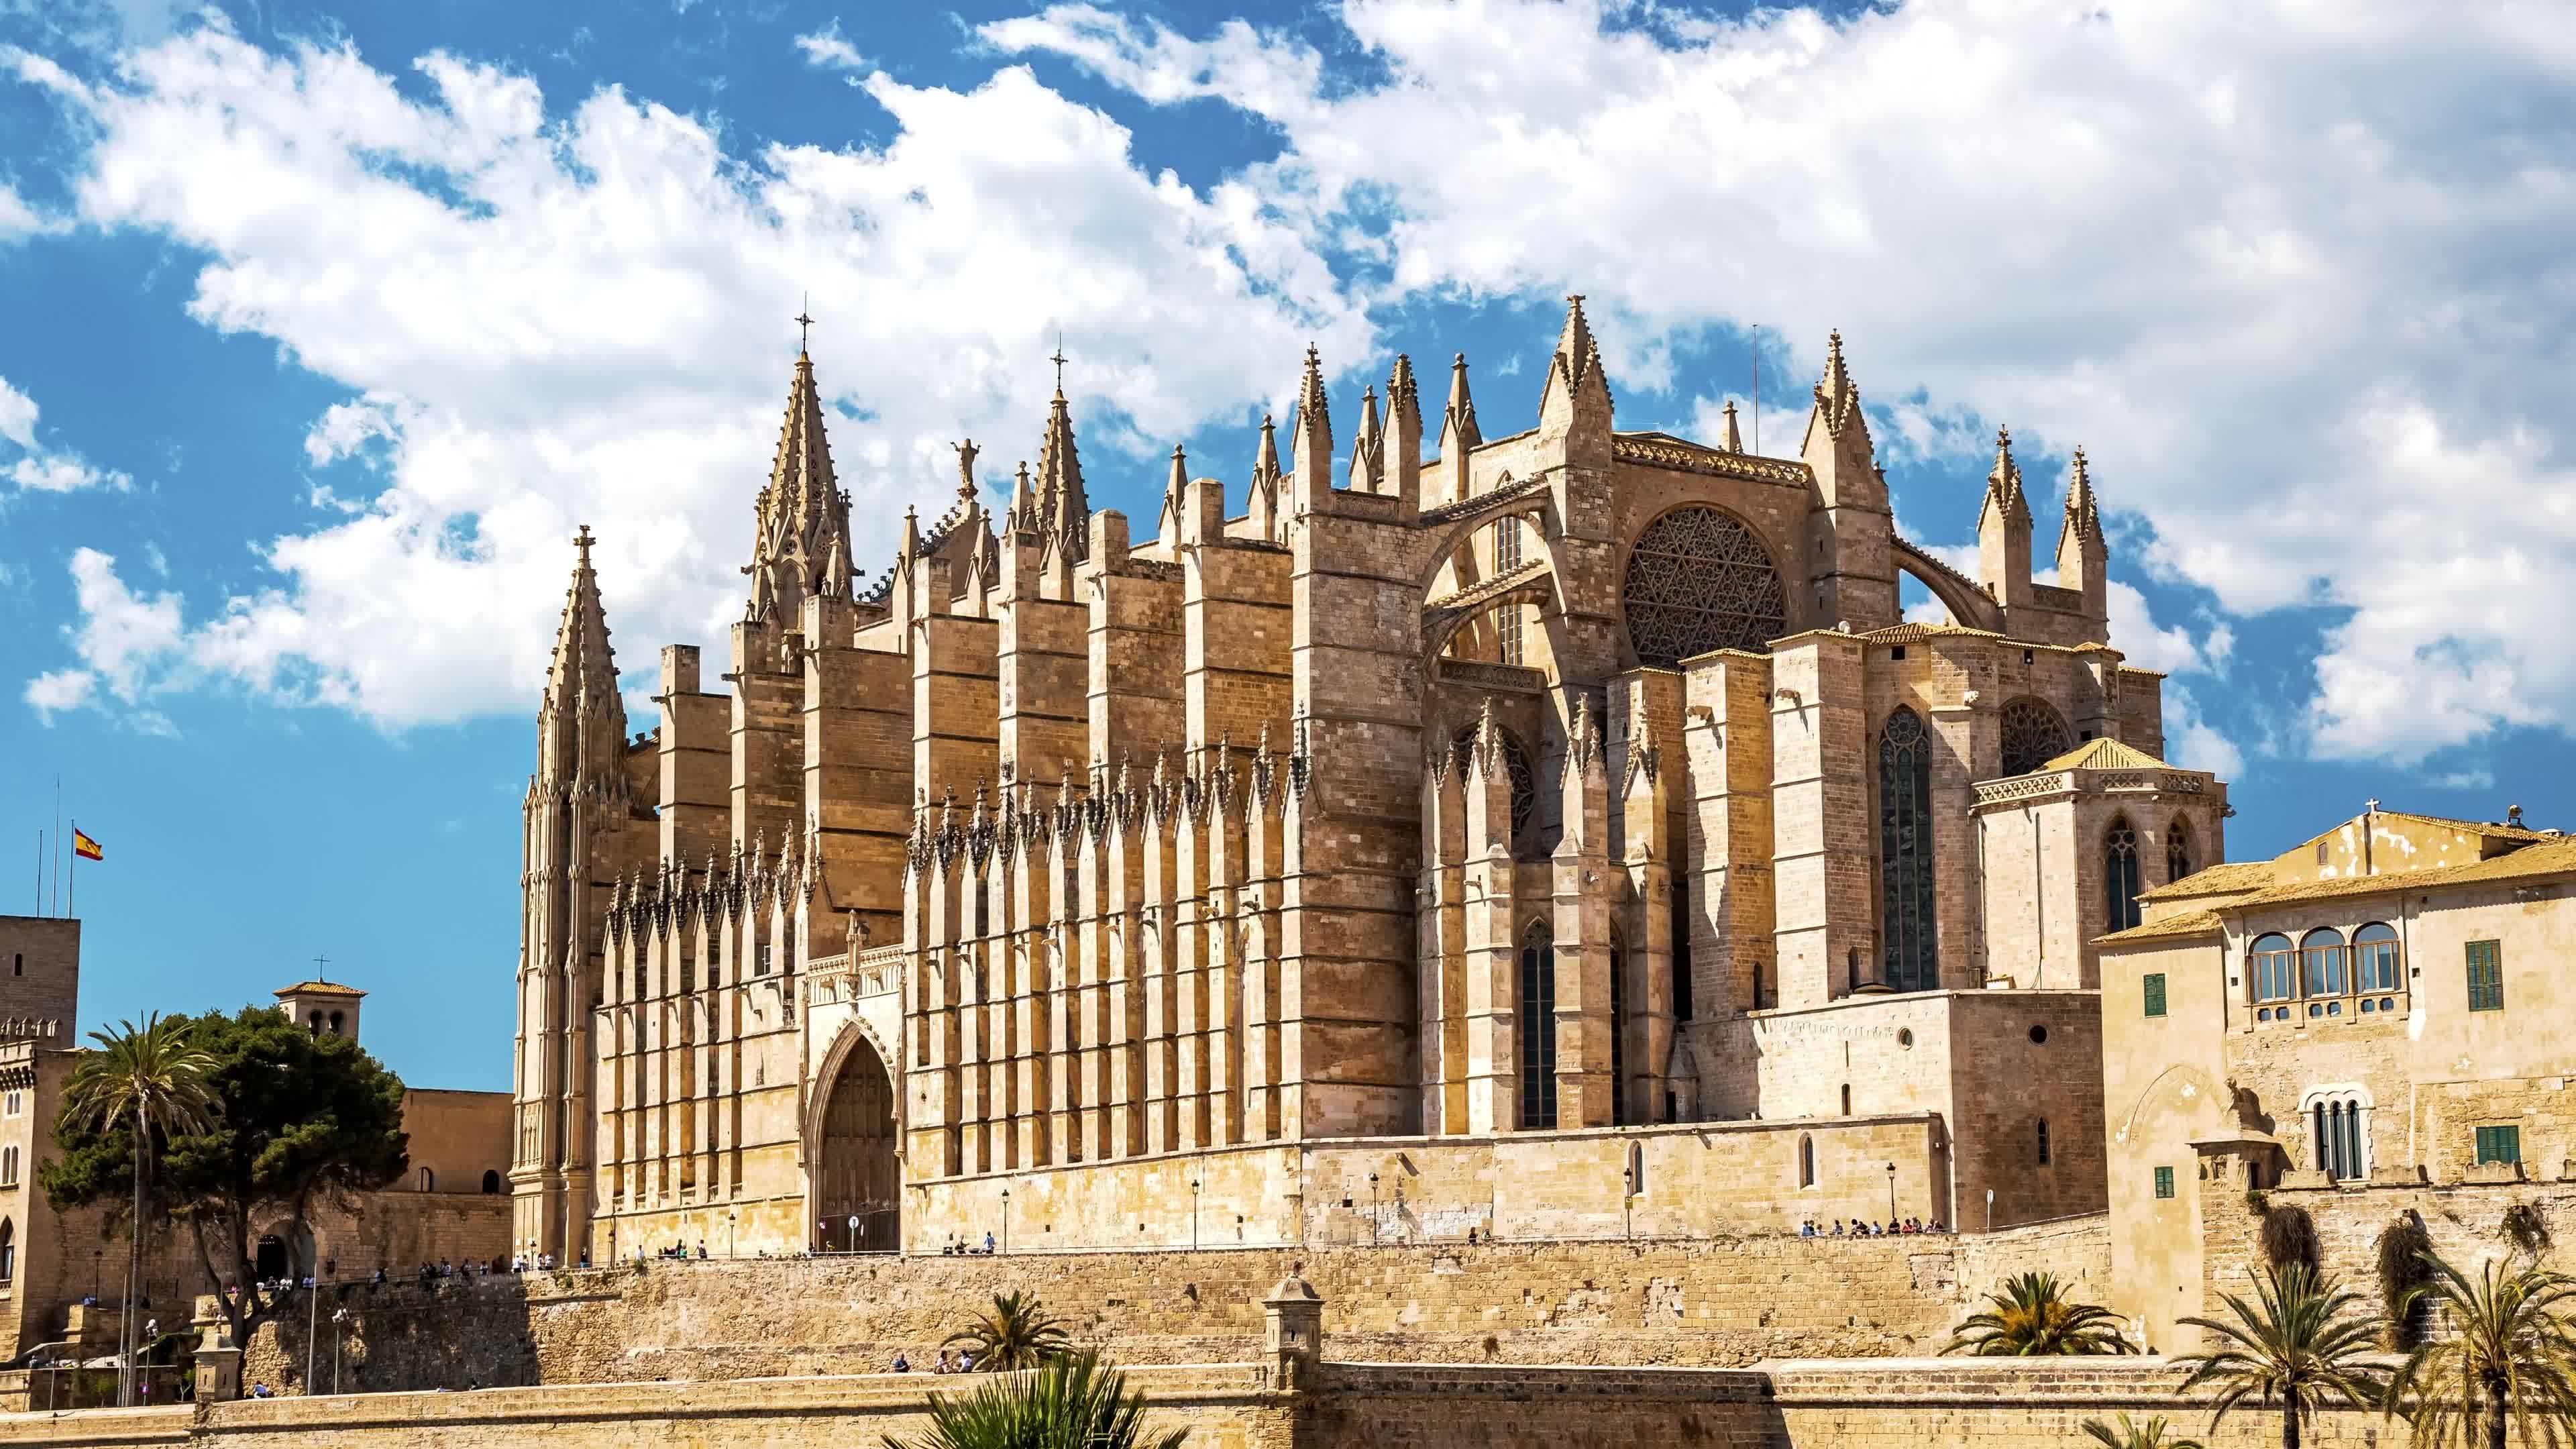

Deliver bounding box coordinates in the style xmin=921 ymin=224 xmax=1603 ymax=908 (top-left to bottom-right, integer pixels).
xmin=234 ymin=1219 xmax=2112 ymax=1393
xmin=0 ymin=1357 xmax=2408 ymax=1449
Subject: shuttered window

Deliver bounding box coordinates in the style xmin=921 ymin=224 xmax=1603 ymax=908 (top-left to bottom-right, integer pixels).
xmin=2143 ymin=973 xmax=2167 ymax=1018
xmin=2466 ymin=940 xmax=2504 ymax=1012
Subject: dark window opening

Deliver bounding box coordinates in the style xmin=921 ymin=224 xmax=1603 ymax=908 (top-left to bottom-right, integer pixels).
xmin=1519 ymin=925 xmax=1559 ymax=1130
xmin=1878 ymin=708 xmax=1937 ymax=991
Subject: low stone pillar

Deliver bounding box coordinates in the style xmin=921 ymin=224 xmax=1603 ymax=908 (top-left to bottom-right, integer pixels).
xmin=1261 ymin=1273 xmax=1323 ymax=1393
xmin=190 ymin=1295 xmax=240 ymax=1403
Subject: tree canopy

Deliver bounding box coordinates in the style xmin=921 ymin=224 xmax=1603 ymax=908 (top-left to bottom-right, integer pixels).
xmin=40 ymin=1006 xmax=409 ymax=1344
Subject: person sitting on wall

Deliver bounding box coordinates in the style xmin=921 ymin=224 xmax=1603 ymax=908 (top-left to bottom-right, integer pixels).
xmin=892 ymin=1353 xmax=911 ymax=1373
xmin=1829 ymin=1220 xmax=1844 ymax=1236
xmin=251 ymin=1384 xmax=272 ymax=1399
xmin=983 ymin=1232 xmax=996 ymax=1255
xmin=934 ymin=1350 xmax=955 ymax=1374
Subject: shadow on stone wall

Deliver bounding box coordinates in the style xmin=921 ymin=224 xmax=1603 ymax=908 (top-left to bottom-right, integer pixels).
xmin=244 ymin=1276 xmax=540 ymax=1396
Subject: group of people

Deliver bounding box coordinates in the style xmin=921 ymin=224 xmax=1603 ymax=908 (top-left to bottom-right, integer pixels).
xmin=1799 ymin=1216 xmax=1947 ymax=1237
xmin=938 ymin=1233 xmax=1000 ymax=1256
xmin=886 ymin=1350 xmax=979 ymax=1373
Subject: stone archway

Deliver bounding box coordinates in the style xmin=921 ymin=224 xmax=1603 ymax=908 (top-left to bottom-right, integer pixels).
xmin=812 ymin=1031 xmax=901 ymax=1253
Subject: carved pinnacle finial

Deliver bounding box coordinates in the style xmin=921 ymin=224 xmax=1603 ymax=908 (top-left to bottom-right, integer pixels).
xmin=796 ymin=294 xmax=815 ymax=354
xmin=574 ymin=524 xmax=595 ymax=564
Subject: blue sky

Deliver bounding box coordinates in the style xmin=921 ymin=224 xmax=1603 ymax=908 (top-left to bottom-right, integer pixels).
xmin=3 ymin=0 xmax=2571 ymax=1093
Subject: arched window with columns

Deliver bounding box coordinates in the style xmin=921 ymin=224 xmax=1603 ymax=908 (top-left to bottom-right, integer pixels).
xmin=2165 ymin=818 xmax=2194 ymax=884
xmin=2304 ymin=1087 xmax=2373 ymax=1181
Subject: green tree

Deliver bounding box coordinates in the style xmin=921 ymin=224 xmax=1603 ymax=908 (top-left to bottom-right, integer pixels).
xmin=50 ymin=1014 xmax=221 ymax=1407
xmin=2384 ymin=1252 xmax=2576 ymax=1449
xmin=885 ymin=1350 xmax=1186 ymax=1449
xmin=2176 ymin=1263 xmax=2392 ymax=1449
xmin=2082 ymin=1413 xmax=2207 ymax=1449
xmin=944 ymin=1291 xmax=1075 ymax=1370
xmin=42 ymin=1006 xmax=408 ymax=1350
xmin=1943 ymin=1272 xmax=2136 ymax=1356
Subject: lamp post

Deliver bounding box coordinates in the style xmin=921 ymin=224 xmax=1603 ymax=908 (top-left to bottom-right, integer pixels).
xmin=846 ymin=1214 xmax=860 ymax=1254
xmin=1368 ymin=1173 xmax=1381 ymax=1246
xmin=1623 ymin=1162 xmax=1634 ymax=1242
xmin=1000 ymin=1189 xmax=1010 ymax=1254
xmin=306 ymin=1236 xmax=323 ymax=1397
xmin=332 ymin=1308 xmax=348 ymax=1395
xmin=727 ymin=1211 xmax=737 ymax=1260
xmin=1189 ymin=1180 xmax=1201 ymax=1251
xmin=1884 ymin=1163 xmax=1896 ymax=1222
xmin=1985 ymin=1187 xmax=1994 ymax=1235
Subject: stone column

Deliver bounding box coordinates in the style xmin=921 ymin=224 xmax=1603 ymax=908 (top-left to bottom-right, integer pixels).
xmin=190 ymin=1296 xmax=240 ymax=1403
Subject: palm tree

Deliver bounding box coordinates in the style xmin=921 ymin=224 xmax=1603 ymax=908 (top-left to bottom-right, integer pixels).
xmin=885 ymin=1350 xmax=1186 ymax=1449
xmin=2082 ymin=1413 xmax=2207 ymax=1449
xmin=1944 ymin=1272 xmax=2137 ymax=1355
xmin=943 ymin=1291 xmax=1074 ymax=1370
xmin=58 ymin=1014 xmax=221 ymax=1408
xmin=2384 ymin=1252 xmax=2576 ymax=1449
xmin=2176 ymin=1263 xmax=2392 ymax=1449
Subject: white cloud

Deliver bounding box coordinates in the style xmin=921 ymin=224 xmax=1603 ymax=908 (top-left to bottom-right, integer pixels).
xmin=0 ymin=373 xmax=130 ymax=492
xmin=997 ymin=0 xmax=2576 ymax=765
xmin=792 ymin=21 xmax=867 ymax=72
xmin=0 ymin=180 xmax=43 ymax=239
xmin=24 ymin=547 xmax=185 ymax=729
xmin=2163 ymin=684 xmax=2243 ymax=780
xmin=19 ymin=22 xmax=1368 ymax=726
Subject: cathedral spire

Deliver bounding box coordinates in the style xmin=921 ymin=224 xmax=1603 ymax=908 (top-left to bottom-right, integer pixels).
xmin=1442 ymin=353 xmax=1481 ymax=452
xmin=1981 ymin=425 xmax=2033 ymax=529
xmin=1249 ymin=413 xmax=1283 ymax=541
xmin=541 ymin=525 xmax=627 ymax=786
xmin=2055 ymin=445 xmax=2108 ymax=626
xmin=2059 ymin=445 xmax=2102 ymax=551
xmin=1034 ymin=360 xmax=1089 ymax=557
xmin=1540 ymin=294 xmax=1613 ymax=419
xmin=1292 ymin=343 xmax=1334 ymax=514
xmin=1158 ymin=443 xmax=1189 ymax=548
xmin=1349 ymin=383 xmax=1384 ymax=492
xmin=749 ymin=349 xmax=853 ymax=622
xmin=1008 ymin=461 xmax=1035 ymax=533
xmin=1719 ymin=398 xmax=1742 ymax=453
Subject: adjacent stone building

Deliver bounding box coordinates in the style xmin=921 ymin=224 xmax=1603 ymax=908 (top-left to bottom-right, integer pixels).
xmin=2097 ymin=806 xmax=2576 ymax=1348
xmin=517 ymin=302 xmax=2224 ymax=1264
xmin=0 ymin=932 xmax=513 ymax=1360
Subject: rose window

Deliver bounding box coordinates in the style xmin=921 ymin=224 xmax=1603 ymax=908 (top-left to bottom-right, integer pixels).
xmin=1621 ymin=506 xmax=1788 ymax=667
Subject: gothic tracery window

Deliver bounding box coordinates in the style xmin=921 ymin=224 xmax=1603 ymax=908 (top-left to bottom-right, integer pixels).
xmin=2105 ymin=818 xmax=2143 ymax=932
xmin=2166 ymin=819 xmax=2194 ymax=884
xmin=1519 ymin=923 xmax=1559 ymax=1130
xmin=1878 ymin=706 xmax=1939 ymax=993
xmin=1998 ymin=697 xmax=2075 ymax=777
xmin=1456 ymin=725 xmax=1542 ymax=859
xmin=1621 ymin=505 xmax=1788 ymax=667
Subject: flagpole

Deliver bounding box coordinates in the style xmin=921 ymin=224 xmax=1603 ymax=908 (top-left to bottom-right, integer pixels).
xmin=32 ymin=831 xmax=40 ymax=914
xmin=67 ymin=821 xmax=76 ymax=921
xmin=52 ymin=776 xmax=63 ymax=917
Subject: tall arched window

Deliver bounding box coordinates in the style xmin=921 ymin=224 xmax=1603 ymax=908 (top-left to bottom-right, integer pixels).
xmin=1798 ymin=1134 xmax=1817 ymax=1188
xmin=2354 ymin=923 xmax=2403 ymax=994
xmin=1670 ymin=877 xmax=1693 ymax=1023
xmin=481 ymin=1169 xmax=503 ymax=1195
xmin=2250 ymin=933 xmax=2296 ymax=1014
xmin=2037 ymin=1118 xmax=2053 ymax=1165
xmin=0 ymin=1219 xmax=14 ymax=1286
xmin=2301 ymin=928 xmax=2347 ymax=1009
xmin=1608 ymin=932 xmax=1629 ymax=1128
xmin=1518 ymin=924 xmax=1559 ymax=1130
xmin=1878 ymin=707 xmax=1938 ymax=991
xmin=2104 ymin=818 xmax=2143 ymax=932
xmin=418 ymin=1167 xmax=435 ymax=1192
xmin=0 ymin=1146 xmax=15 ymax=1187
xmin=2165 ymin=819 xmax=2194 ymax=884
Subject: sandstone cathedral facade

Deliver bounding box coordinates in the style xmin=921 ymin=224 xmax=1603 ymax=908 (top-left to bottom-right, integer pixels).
xmin=511 ymin=301 xmax=2229 ymax=1263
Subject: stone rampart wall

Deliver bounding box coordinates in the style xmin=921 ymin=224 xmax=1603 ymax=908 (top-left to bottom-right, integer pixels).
xmin=236 ymin=1218 xmax=2111 ymax=1392
xmin=0 ymin=1358 xmax=2410 ymax=1449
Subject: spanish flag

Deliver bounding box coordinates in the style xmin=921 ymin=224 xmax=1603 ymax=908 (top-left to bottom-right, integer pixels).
xmin=72 ymin=828 xmax=102 ymax=862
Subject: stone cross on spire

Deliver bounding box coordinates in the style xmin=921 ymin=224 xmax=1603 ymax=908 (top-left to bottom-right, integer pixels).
xmin=796 ymin=295 xmax=816 ymax=354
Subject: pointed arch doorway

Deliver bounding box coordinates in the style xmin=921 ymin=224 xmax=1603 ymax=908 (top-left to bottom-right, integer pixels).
xmin=812 ymin=1029 xmax=902 ymax=1253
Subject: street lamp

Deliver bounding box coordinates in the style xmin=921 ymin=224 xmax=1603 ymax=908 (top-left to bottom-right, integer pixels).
xmin=1884 ymin=1163 xmax=1896 ymax=1221
xmin=1000 ymin=1189 xmax=1011 ymax=1254
xmin=1189 ymin=1179 xmax=1201 ymax=1251
xmin=332 ymin=1308 xmax=348 ymax=1395
xmin=306 ymin=1236 xmax=325 ymax=1397
xmin=846 ymin=1214 xmax=861 ymax=1254
xmin=1368 ymin=1173 xmax=1381 ymax=1246
xmin=727 ymin=1211 xmax=737 ymax=1260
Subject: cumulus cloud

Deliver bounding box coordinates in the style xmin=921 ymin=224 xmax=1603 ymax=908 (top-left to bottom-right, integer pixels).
xmin=23 ymin=547 xmax=185 ymax=731
xmin=17 ymin=20 xmax=1368 ymax=726
xmin=0 ymin=180 xmax=44 ymax=238
xmin=792 ymin=21 xmax=866 ymax=72
xmin=0 ymin=374 xmax=129 ymax=492
xmin=994 ymin=0 xmax=2576 ymax=764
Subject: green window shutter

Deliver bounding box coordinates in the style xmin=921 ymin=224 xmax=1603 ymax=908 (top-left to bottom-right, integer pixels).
xmin=2153 ymin=1165 xmax=2175 ymax=1199
xmin=2142 ymin=973 xmax=2167 ymax=1018
xmin=2467 ymin=941 xmax=2505 ymax=1012
xmin=2476 ymin=1125 xmax=2522 ymax=1167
